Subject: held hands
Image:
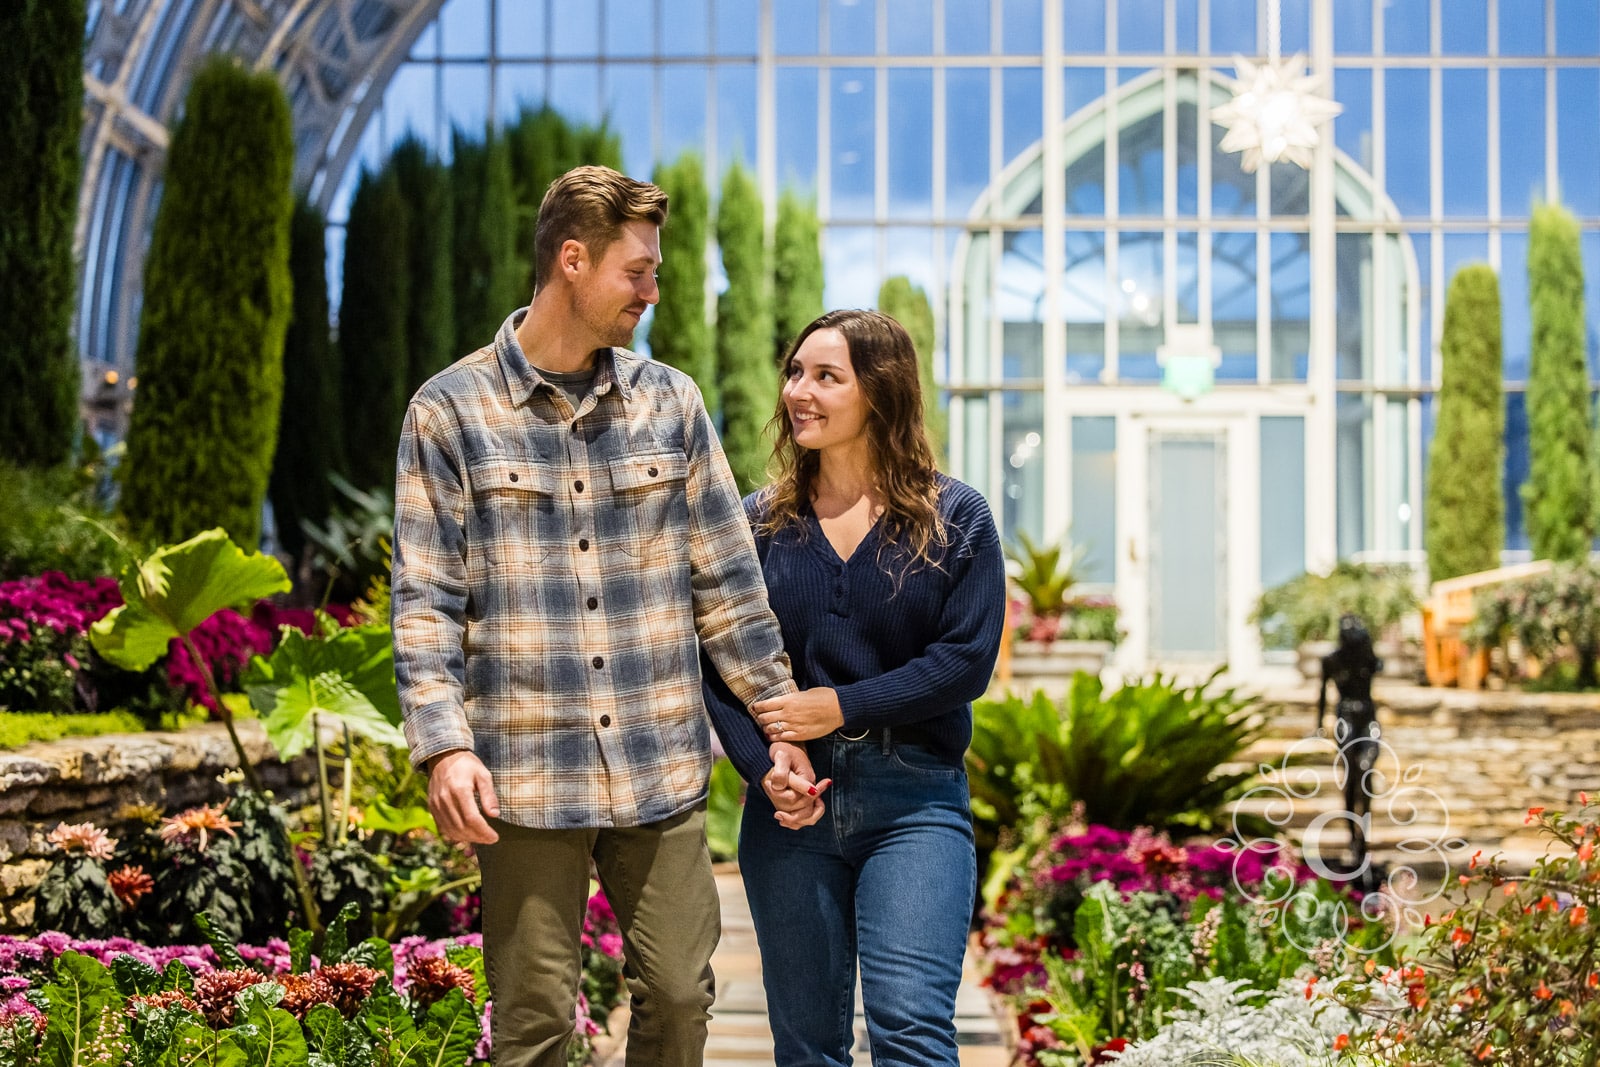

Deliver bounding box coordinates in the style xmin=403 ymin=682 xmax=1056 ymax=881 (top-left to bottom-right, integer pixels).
xmin=427 ymin=750 xmax=501 ymax=844
xmin=754 ymin=687 xmax=845 ymax=742
xmin=763 ymin=742 xmax=831 ymax=830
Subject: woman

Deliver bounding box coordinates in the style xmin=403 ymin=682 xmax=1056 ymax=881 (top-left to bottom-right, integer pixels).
xmin=704 ymin=308 xmax=1006 ymax=1066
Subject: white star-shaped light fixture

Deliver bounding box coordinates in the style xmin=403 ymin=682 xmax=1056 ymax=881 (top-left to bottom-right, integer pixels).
xmin=1212 ymin=53 xmax=1343 ymax=172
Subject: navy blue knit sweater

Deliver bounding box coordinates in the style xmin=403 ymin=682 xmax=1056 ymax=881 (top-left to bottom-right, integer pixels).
xmin=703 ymin=474 xmax=1008 ymax=785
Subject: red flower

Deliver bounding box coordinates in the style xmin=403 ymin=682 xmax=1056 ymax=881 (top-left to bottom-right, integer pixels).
xmin=1450 ymin=925 xmax=1473 ymax=946
xmin=1089 ymin=1037 xmax=1129 ymax=1064
xmin=108 ymin=865 xmax=155 ymax=909
xmin=1333 ymin=1034 xmax=1350 ymax=1051
xmin=1534 ymin=982 xmax=1553 ymax=1000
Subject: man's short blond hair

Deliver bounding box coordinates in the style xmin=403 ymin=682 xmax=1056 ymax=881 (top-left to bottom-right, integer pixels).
xmin=533 ymin=165 xmax=668 ymax=287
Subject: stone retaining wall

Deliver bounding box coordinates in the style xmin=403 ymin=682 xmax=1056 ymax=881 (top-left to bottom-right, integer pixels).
xmin=1251 ymin=682 xmax=1600 ymax=869
xmin=999 ymin=667 xmax=1599 ymax=873
xmin=0 ymin=721 xmax=316 ymax=929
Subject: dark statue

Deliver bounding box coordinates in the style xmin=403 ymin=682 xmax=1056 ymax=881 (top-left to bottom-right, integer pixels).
xmin=1315 ymin=613 xmax=1385 ymax=892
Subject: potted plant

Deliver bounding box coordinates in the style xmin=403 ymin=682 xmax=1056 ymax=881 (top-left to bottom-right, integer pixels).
xmin=1003 ymin=532 xmax=1119 ymax=690
xmin=1250 ymin=562 xmax=1421 ymax=679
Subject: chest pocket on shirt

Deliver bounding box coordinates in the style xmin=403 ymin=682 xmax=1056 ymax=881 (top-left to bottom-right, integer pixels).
xmin=609 ymin=450 xmax=689 ymax=558
xmin=469 ymin=454 xmax=559 ymax=566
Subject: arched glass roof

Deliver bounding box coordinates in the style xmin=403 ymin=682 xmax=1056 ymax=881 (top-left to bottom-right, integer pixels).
xmin=77 ymin=0 xmax=444 ymax=374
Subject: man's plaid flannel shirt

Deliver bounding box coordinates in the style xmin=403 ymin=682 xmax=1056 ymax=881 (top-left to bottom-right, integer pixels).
xmin=392 ymin=310 xmax=795 ymax=828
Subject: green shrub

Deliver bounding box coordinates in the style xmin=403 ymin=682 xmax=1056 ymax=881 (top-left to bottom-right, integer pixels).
xmin=878 ymin=276 xmax=945 ymax=465
xmin=1340 ymin=802 xmax=1599 ymax=1065
xmin=119 ymin=58 xmax=294 ymax=549
xmin=450 ymin=125 xmax=523 ymax=359
xmin=338 ymin=165 xmax=411 ymax=495
xmin=270 ymin=197 xmax=344 ymax=566
xmin=651 ymin=153 xmax=717 ymax=408
xmin=968 ymin=673 xmax=1271 ymax=863
xmin=705 ymin=757 xmax=746 ymax=863
xmin=0 ymin=710 xmax=146 ymax=749
xmin=1425 ymin=264 xmax=1504 ymax=583
xmin=0 ymin=459 xmax=132 ymax=581
xmin=1006 ymin=531 xmax=1087 ymax=619
xmin=1522 ymin=202 xmax=1592 ymax=563
xmin=1250 ymin=562 xmax=1420 ymax=649
xmin=390 ymin=134 xmax=457 ymax=396
xmin=716 ymin=162 xmax=776 ymax=492
xmin=773 ymin=189 xmax=824 ymax=367
xmin=300 ymin=474 xmax=395 ymax=605
xmin=503 ymin=102 xmax=623 ymax=294
xmin=0 ymin=0 xmax=84 ymax=469
xmin=1466 ymin=561 xmax=1600 ymax=688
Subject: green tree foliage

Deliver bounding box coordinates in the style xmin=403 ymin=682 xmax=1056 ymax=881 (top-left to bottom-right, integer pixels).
xmin=389 ymin=134 xmax=456 ymax=395
xmin=651 ymin=153 xmax=716 ymax=408
xmin=340 ymin=166 xmax=411 ymax=494
xmin=0 ymin=0 xmax=85 ymax=467
xmin=1521 ymin=202 xmax=1592 ymax=562
xmin=450 ymin=125 xmax=523 ymax=359
xmin=1425 ymin=265 xmax=1505 ymax=582
xmin=120 ymin=59 xmax=293 ymax=548
xmin=270 ymin=198 xmax=344 ymax=564
xmin=771 ymin=189 xmax=824 ymax=366
xmin=502 ymin=103 xmax=623 ymax=292
xmin=878 ymin=276 xmax=946 ymax=465
xmin=715 ymin=163 xmax=776 ymax=493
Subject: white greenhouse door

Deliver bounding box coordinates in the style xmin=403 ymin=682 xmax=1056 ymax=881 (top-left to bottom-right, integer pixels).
xmin=1147 ymin=430 xmax=1229 ymax=660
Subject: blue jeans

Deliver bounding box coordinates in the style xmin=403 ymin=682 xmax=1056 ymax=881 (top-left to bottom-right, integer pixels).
xmin=739 ymin=731 xmax=976 ymax=1067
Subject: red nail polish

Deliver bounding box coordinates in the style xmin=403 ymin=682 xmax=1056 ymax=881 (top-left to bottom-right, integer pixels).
xmin=808 ymin=786 xmax=818 ymax=795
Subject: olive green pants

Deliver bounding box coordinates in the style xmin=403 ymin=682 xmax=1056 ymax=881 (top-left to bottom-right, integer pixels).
xmin=476 ymin=804 xmax=719 ymax=1067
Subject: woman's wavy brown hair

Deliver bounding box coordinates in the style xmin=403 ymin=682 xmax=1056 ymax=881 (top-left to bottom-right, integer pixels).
xmin=757 ymin=309 xmax=946 ymax=574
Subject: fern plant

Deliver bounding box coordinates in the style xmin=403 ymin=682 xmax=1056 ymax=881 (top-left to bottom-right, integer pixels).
xmin=968 ymin=672 xmax=1275 ymax=868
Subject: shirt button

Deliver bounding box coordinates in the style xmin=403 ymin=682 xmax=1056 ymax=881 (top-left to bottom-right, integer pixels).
xmin=647 ymin=466 xmax=659 ymax=478
xmin=575 ymin=480 xmax=584 ymax=493
xmin=599 ymin=714 xmax=611 ymax=727
xmin=579 ymin=538 xmax=590 ymax=551
xmin=587 ymin=596 xmax=598 ymax=610
xmin=508 ymin=472 xmax=519 ymax=483
xmin=571 ymin=422 xmax=579 ymax=433
xmin=592 ymin=656 xmax=605 ymax=669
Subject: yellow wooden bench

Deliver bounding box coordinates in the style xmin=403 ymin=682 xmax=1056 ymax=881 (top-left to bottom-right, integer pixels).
xmin=1422 ymin=561 xmax=1552 ymax=688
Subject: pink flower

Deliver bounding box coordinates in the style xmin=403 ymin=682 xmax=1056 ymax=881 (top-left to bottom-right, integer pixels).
xmin=46 ymin=821 xmax=117 ymax=861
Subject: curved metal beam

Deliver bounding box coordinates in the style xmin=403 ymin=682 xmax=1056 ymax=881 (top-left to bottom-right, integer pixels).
xmin=74 ymin=0 xmax=443 ymax=395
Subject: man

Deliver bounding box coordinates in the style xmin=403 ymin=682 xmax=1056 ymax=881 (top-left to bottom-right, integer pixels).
xmin=392 ymin=164 xmax=825 ymax=1067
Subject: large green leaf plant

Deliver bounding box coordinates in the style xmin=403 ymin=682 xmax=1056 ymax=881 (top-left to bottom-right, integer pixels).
xmin=89 ymin=529 xmax=412 ymax=937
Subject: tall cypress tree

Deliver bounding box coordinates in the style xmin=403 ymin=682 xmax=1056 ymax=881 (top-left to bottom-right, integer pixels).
xmin=503 ymin=105 xmax=623 ymax=292
xmin=716 ymin=163 xmax=776 ymax=493
xmin=1425 ymin=265 xmax=1505 ymax=582
xmin=339 ymin=166 xmax=411 ymax=494
xmin=270 ymin=198 xmax=343 ymax=564
xmin=879 ymin=276 xmax=946 ymax=467
xmin=451 ymin=125 xmax=523 ymax=358
xmin=651 ymin=154 xmax=716 ymax=408
xmin=771 ymin=189 xmax=825 ymax=367
xmin=120 ymin=59 xmax=294 ymax=548
xmin=390 ymin=134 xmax=456 ymax=394
xmin=1521 ymin=202 xmax=1592 ymax=562
xmin=0 ymin=0 xmax=85 ymax=467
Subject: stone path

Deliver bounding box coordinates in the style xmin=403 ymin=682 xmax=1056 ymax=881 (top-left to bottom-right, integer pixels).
xmin=595 ymin=868 xmax=1012 ymax=1066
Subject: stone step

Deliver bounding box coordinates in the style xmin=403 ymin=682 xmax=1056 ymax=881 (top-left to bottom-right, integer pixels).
xmin=594 ymin=870 xmax=1012 ymax=1067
